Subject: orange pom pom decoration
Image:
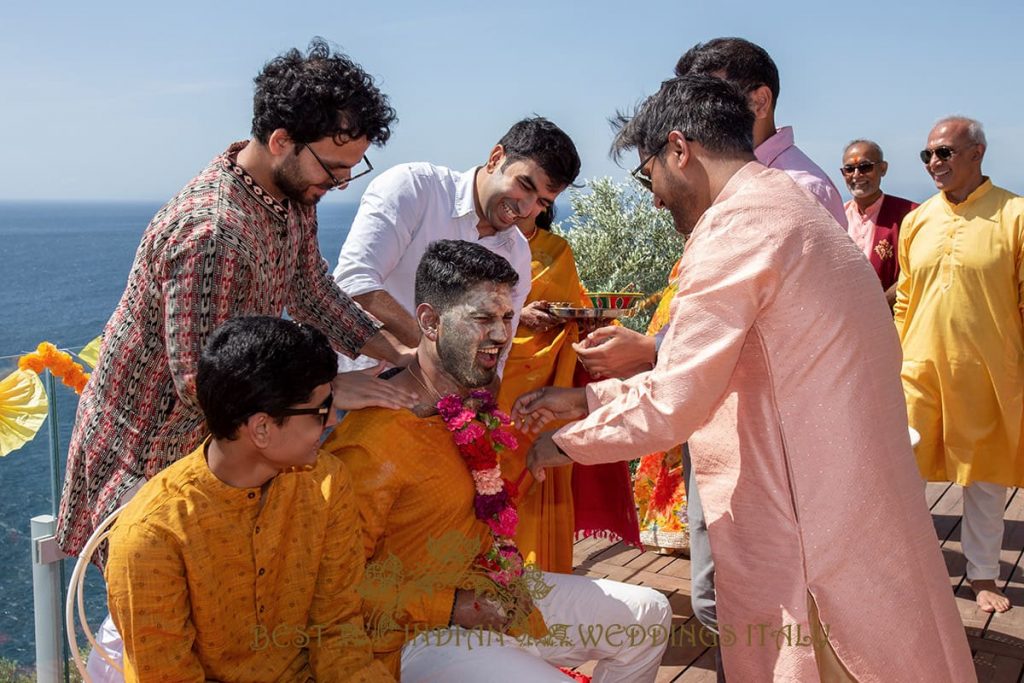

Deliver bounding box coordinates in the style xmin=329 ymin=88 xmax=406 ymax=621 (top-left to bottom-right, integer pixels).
xmin=18 ymin=342 xmax=90 ymax=394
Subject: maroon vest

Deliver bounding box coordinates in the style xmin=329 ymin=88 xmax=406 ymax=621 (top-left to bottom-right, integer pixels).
xmin=867 ymin=194 xmax=918 ymax=290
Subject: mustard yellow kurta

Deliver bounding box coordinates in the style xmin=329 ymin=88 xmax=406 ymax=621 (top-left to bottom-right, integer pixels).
xmin=553 ymin=163 xmax=975 ymax=681
xmin=105 ymin=445 xmax=390 ymax=683
xmin=324 ymin=409 xmax=546 ymax=677
xmin=497 ymin=228 xmax=589 ymax=572
xmin=895 ymin=180 xmax=1024 ymax=487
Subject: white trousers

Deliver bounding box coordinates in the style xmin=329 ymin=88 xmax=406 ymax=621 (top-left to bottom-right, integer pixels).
xmin=83 ymin=479 xmax=145 ymax=683
xmin=962 ymin=481 xmax=1007 ymax=581
xmin=85 ymin=614 xmax=125 ymax=682
xmin=401 ymin=572 xmax=672 ymax=683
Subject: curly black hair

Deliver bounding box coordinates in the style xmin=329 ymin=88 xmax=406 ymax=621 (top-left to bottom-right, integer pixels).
xmin=251 ymin=37 xmax=397 ymax=146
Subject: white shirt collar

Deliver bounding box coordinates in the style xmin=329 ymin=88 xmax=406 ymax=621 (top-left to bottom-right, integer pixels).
xmin=453 ymin=166 xmax=480 ymax=219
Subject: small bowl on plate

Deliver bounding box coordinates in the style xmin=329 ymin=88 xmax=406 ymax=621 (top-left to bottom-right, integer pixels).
xmin=586 ymin=291 xmax=643 ymax=310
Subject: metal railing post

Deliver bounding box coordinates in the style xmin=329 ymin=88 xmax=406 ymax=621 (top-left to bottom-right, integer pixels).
xmin=45 ymin=369 xmax=62 ymax=518
xmin=32 ymin=515 xmax=65 ymax=683
xmin=37 ymin=369 xmax=71 ymax=681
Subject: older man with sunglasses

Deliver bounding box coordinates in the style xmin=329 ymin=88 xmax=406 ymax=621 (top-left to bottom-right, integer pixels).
xmin=896 ymin=116 xmax=1024 ymax=614
xmin=841 ymin=140 xmax=918 ymax=308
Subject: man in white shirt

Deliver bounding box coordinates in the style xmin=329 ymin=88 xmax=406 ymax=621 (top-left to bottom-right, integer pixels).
xmin=334 ymin=117 xmax=581 ymax=373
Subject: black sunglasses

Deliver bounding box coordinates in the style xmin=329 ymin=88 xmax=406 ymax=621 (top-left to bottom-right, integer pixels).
xmin=276 ymin=392 xmax=334 ymax=426
xmin=302 ymin=145 xmax=374 ymax=188
xmin=919 ymin=146 xmax=955 ymax=164
xmin=840 ymin=161 xmax=881 ymax=176
xmin=631 ymin=135 xmax=694 ymax=192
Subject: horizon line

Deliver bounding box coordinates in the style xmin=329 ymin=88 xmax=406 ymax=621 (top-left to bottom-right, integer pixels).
xmin=0 ymin=197 xmax=364 ymax=206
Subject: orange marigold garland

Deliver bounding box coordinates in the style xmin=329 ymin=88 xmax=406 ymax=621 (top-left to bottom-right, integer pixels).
xmin=18 ymin=342 xmax=90 ymax=394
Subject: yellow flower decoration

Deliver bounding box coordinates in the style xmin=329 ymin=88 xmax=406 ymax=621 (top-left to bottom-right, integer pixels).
xmin=0 ymin=369 xmax=48 ymax=457
xmin=78 ymin=335 xmax=102 ymax=369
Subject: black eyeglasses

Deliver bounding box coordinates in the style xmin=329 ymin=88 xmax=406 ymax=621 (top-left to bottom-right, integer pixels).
xmin=302 ymin=145 xmax=374 ymax=188
xmin=631 ymin=135 xmax=696 ymax=191
xmin=276 ymin=392 xmax=334 ymax=426
xmin=840 ymin=161 xmax=881 ymax=176
xmin=919 ymin=146 xmax=955 ymax=164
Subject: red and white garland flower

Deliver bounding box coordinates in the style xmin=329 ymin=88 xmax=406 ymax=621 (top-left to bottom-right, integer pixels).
xmin=438 ymin=390 xmax=593 ymax=682
xmin=437 ymin=389 xmax=525 ymax=587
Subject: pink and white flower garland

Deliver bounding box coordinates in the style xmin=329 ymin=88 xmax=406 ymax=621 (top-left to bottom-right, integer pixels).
xmin=437 ymin=389 xmax=525 ymax=587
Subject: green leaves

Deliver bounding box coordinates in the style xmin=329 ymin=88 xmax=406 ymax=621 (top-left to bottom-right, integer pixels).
xmin=555 ymin=178 xmax=684 ymax=331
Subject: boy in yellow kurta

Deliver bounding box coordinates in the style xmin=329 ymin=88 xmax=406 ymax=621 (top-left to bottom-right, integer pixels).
xmin=895 ymin=116 xmax=1024 ymax=613
xmin=105 ymin=317 xmax=391 ymax=682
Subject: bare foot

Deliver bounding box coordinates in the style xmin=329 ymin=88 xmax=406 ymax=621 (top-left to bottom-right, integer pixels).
xmin=970 ymin=579 xmax=1012 ymax=613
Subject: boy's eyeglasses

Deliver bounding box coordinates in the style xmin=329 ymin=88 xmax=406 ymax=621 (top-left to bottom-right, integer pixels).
xmin=276 ymin=392 xmax=334 ymax=426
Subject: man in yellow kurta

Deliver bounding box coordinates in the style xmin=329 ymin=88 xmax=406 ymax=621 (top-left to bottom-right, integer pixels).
xmin=105 ymin=317 xmax=390 ymax=682
xmin=325 ymin=240 xmax=671 ymax=682
xmin=895 ymin=116 xmax=1024 ymax=613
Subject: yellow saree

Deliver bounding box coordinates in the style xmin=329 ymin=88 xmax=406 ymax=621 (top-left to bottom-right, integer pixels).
xmin=497 ymin=229 xmax=588 ymax=573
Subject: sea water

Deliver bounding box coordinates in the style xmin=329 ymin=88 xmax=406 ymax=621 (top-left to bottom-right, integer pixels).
xmin=0 ymin=199 xmax=357 ymax=664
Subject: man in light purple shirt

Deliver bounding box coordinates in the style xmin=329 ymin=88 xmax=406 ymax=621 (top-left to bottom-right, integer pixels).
xmin=675 ymin=37 xmax=847 ymax=229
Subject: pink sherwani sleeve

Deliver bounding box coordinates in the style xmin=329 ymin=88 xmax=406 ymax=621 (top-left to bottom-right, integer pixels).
xmin=553 ymin=199 xmax=779 ymax=462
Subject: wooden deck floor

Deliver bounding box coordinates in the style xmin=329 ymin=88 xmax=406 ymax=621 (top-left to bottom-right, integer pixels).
xmin=570 ymin=483 xmax=1024 ymax=682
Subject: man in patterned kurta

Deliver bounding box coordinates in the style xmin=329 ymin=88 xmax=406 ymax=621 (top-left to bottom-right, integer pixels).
xmin=57 ymin=39 xmax=416 ymax=560
xmin=516 ymin=77 xmax=975 ymax=681
xmin=896 ymin=116 xmax=1024 ymax=613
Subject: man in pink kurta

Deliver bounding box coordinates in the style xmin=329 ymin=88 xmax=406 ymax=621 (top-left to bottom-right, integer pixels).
xmin=515 ymin=76 xmax=974 ymax=681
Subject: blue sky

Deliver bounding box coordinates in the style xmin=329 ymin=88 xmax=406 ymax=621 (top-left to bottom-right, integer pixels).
xmin=2 ymin=0 xmax=1022 ymax=205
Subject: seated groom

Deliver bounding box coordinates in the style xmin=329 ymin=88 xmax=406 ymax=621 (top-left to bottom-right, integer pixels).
xmin=324 ymin=240 xmax=671 ymax=682
xmin=105 ymin=316 xmax=392 ymax=682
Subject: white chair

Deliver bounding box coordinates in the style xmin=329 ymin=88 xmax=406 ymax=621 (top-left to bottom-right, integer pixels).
xmin=66 ymin=505 xmax=127 ymax=682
